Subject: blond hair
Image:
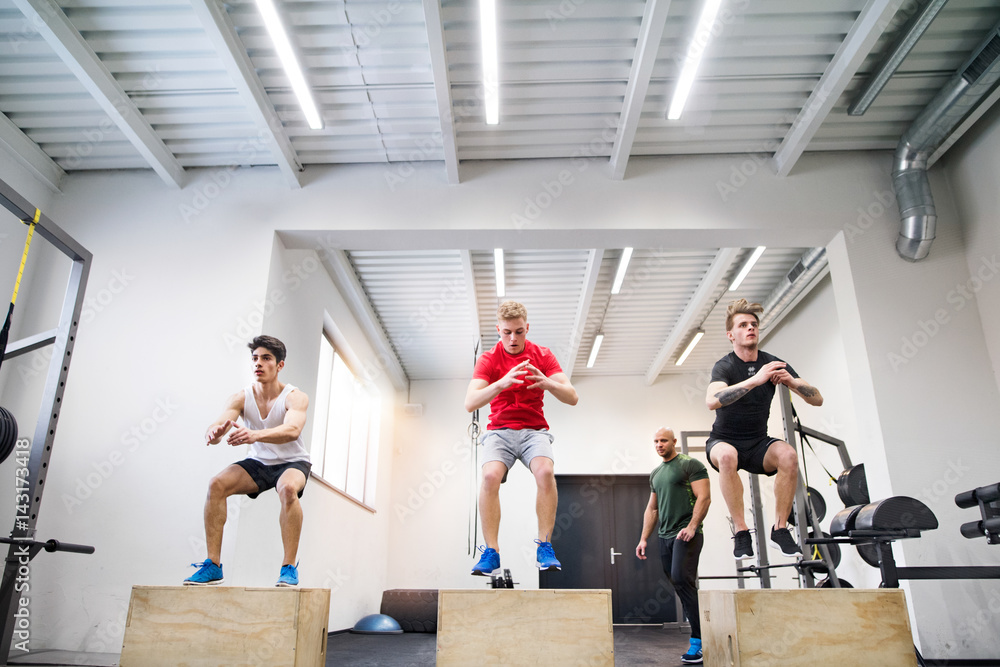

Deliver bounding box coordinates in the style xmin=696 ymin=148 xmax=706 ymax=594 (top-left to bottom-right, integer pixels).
xmin=725 ymin=299 xmax=763 ymax=331
xmin=497 ymin=300 xmax=527 ymax=322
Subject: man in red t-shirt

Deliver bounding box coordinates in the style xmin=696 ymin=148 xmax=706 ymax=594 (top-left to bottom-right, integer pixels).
xmin=465 ymin=300 xmax=579 ymax=575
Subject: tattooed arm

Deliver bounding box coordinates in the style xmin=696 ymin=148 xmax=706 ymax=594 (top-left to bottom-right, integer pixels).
xmin=790 ymin=377 xmax=823 ymax=406
xmin=771 ymin=368 xmax=823 ymax=406
xmin=705 ymin=359 xmax=787 ymax=411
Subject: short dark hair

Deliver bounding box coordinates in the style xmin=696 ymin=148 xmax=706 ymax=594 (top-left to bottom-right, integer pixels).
xmin=248 ymin=335 xmax=286 ymax=364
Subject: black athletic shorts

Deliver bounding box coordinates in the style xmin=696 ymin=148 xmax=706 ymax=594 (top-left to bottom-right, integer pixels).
xmin=235 ymin=458 xmax=312 ymax=499
xmin=705 ymin=436 xmax=781 ymax=476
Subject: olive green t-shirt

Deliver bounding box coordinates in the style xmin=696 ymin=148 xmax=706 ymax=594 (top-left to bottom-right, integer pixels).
xmin=649 ymin=454 xmax=709 ymax=540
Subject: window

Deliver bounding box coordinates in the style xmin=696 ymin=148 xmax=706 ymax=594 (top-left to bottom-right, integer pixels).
xmin=311 ymin=332 xmax=380 ymax=506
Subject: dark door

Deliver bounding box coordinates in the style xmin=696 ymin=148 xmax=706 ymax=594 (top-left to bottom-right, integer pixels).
xmin=540 ymin=475 xmax=678 ymax=624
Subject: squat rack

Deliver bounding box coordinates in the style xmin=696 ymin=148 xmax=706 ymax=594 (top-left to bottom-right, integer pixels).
xmin=0 ymin=176 xmax=93 ymax=658
xmin=680 ymin=384 xmax=853 ymax=589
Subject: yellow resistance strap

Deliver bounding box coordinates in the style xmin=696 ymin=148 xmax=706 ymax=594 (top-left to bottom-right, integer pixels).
xmin=11 ymin=209 xmax=40 ymax=306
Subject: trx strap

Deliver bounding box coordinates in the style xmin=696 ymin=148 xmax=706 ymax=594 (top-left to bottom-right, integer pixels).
xmin=0 ymin=209 xmax=39 ymax=374
xmin=468 ymin=339 xmax=482 ymax=555
xmin=12 ymin=209 xmax=39 ymax=307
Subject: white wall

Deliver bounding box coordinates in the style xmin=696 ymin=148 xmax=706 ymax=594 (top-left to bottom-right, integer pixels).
xmin=828 ymin=161 xmax=1000 ymax=658
xmin=0 ymin=142 xmax=996 ymax=658
xmin=0 ymin=169 xmax=404 ymax=651
xmin=945 ymin=102 xmax=1000 ymax=394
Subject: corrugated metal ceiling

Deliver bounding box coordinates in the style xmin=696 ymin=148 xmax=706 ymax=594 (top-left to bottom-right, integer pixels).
xmin=2 ymin=0 xmax=998 ymax=383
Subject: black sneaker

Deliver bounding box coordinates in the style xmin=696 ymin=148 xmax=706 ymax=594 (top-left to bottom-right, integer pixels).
xmin=769 ymin=526 xmax=802 ymax=556
xmin=732 ymin=530 xmax=753 ymax=560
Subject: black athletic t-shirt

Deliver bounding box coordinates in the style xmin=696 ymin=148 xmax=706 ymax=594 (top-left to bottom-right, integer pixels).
xmin=708 ymin=350 xmax=797 ymax=440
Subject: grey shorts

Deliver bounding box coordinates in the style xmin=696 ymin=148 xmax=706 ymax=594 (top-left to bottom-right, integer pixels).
xmin=481 ymin=428 xmax=554 ymax=470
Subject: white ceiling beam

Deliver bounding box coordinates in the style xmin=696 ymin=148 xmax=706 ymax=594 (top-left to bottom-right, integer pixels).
xmin=13 ymin=0 xmax=185 ymax=188
xmin=421 ymin=0 xmax=460 ymax=184
xmin=459 ymin=250 xmax=482 ymax=356
xmin=322 ymin=249 xmax=409 ymax=392
xmin=645 ymin=247 xmax=741 ymax=385
xmin=771 ymin=0 xmax=902 ymax=177
xmin=0 ymin=112 xmax=64 ymax=192
xmin=609 ymin=0 xmax=672 ymax=181
xmin=928 ymin=84 xmax=1000 ymax=168
xmin=190 ymin=0 xmax=302 ymax=189
xmin=564 ymin=249 xmax=604 ymax=379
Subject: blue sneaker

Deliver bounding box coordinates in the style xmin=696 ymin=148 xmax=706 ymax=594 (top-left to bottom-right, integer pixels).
xmin=277 ymin=564 xmax=299 ymax=587
xmin=184 ymin=559 xmax=224 ymax=585
xmin=535 ymin=540 xmax=561 ymax=571
xmin=471 ymin=546 xmax=500 ymax=576
xmin=681 ymin=644 xmax=703 ymax=664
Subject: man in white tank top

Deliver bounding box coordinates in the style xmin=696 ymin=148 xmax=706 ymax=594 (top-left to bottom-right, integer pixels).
xmin=184 ymin=335 xmax=311 ymax=587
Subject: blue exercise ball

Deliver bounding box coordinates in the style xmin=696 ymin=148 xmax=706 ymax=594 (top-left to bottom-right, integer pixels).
xmin=350 ymin=613 xmax=403 ymax=634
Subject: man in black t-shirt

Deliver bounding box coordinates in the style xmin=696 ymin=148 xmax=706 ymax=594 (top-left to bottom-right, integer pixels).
xmin=705 ymin=299 xmax=823 ymax=560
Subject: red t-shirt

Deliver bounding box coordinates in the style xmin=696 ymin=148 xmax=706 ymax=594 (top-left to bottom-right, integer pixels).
xmin=473 ymin=340 xmax=563 ymax=430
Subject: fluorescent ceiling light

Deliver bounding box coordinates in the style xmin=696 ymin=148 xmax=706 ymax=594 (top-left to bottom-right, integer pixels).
xmin=255 ymin=0 xmax=324 ymax=130
xmin=729 ymin=246 xmax=766 ymax=291
xmin=586 ymin=333 xmax=605 ymax=368
xmin=675 ymin=331 xmax=704 ymax=366
xmin=667 ymin=0 xmax=724 ymax=120
xmin=611 ymin=247 xmax=633 ymax=295
xmin=480 ymin=0 xmax=499 ymax=125
xmin=494 ymin=248 xmax=505 ymax=297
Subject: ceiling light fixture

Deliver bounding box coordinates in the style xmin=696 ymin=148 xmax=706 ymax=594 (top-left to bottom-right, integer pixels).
xmin=729 ymin=246 xmax=766 ymax=291
xmin=611 ymin=247 xmax=633 ymax=295
xmin=586 ymin=332 xmax=605 ymax=368
xmin=494 ymin=248 xmax=505 ymax=297
xmin=675 ymin=330 xmax=704 ymax=366
xmin=255 ymin=0 xmax=324 ymax=130
xmin=480 ymin=0 xmax=500 ymax=125
xmin=667 ymin=0 xmax=724 ymax=120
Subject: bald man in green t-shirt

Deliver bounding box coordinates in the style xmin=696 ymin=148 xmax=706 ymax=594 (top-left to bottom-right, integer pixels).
xmin=636 ymin=427 xmax=711 ymax=665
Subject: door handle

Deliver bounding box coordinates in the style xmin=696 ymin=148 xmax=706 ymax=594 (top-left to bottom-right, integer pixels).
xmin=610 ymin=548 xmax=622 ymax=565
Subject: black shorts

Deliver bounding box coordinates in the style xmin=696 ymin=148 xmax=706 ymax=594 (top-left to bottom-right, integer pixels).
xmin=235 ymin=458 xmax=312 ymax=499
xmin=705 ymin=436 xmax=781 ymax=476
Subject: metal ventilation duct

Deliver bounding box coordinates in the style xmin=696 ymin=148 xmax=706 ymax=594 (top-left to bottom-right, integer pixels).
xmin=893 ymin=21 xmax=1000 ymax=261
xmin=759 ymin=248 xmax=827 ymax=331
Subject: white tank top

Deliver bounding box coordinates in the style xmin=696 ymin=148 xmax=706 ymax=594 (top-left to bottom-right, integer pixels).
xmin=243 ymin=384 xmax=310 ymax=464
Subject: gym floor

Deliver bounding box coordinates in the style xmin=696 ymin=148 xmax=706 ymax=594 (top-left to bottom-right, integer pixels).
xmin=326 ymin=625 xmax=692 ymax=666
xmin=1 ymin=626 xmax=692 ymax=666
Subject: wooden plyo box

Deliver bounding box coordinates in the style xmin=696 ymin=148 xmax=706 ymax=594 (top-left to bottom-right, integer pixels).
xmin=436 ymin=589 xmax=614 ymax=666
xmin=699 ymin=589 xmax=917 ymax=667
xmin=120 ymin=585 xmax=330 ymax=667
